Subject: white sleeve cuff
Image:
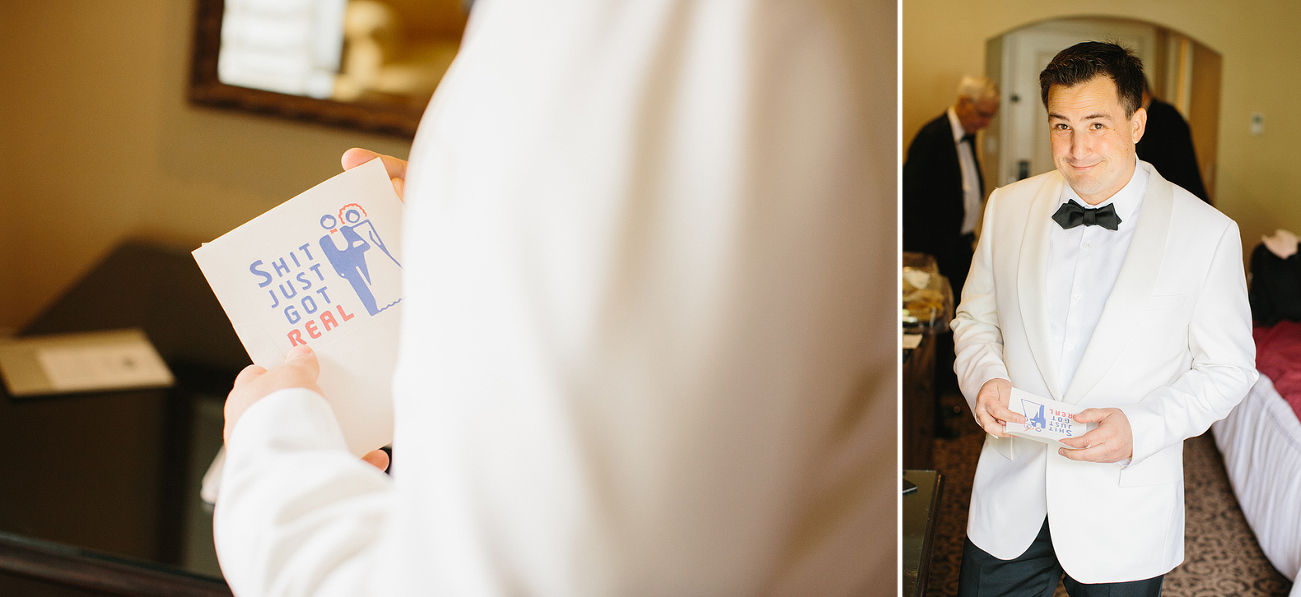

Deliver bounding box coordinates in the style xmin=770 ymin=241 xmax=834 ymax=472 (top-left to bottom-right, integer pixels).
xmin=226 ymin=387 xmax=350 ymax=456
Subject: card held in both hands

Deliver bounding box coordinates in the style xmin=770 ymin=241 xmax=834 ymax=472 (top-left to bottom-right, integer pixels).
xmin=1003 ymin=388 xmax=1097 ymax=449
xmin=194 ymin=159 xmax=402 ymax=456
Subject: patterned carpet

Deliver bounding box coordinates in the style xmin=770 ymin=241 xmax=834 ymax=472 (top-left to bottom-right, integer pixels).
xmin=923 ymin=393 xmax=1294 ymax=596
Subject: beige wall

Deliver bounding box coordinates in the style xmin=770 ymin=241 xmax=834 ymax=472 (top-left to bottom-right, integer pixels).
xmin=9 ymin=1 xmax=1289 ymax=333
xmin=0 ymin=3 xmax=413 ymax=332
xmin=905 ymin=1 xmax=1301 ymax=259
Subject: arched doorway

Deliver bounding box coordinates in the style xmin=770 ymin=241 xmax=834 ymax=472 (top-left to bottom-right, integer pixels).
xmin=985 ymin=17 xmax=1221 ymax=202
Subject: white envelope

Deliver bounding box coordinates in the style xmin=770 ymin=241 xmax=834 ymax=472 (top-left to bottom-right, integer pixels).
xmin=1003 ymin=388 xmax=1097 ymax=449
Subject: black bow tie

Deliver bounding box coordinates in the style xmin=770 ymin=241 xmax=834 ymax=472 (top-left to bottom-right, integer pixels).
xmin=960 ymin=133 xmax=976 ymax=145
xmin=1052 ymin=200 xmax=1121 ymax=230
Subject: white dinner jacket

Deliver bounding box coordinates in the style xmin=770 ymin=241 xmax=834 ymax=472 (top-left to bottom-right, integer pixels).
xmin=212 ymin=2 xmax=897 ymax=596
xmin=952 ymin=161 xmax=1257 ymax=584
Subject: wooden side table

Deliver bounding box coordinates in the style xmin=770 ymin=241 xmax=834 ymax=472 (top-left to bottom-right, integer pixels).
xmin=903 ymin=334 xmax=936 ymax=469
xmin=0 ymin=242 xmax=243 ymax=596
xmin=902 ymin=469 xmax=943 ymax=597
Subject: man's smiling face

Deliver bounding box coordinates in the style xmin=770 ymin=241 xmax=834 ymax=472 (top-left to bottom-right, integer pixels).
xmin=1047 ymin=75 xmax=1146 ymax=205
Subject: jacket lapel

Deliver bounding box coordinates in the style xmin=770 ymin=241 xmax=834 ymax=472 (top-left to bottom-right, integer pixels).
xmin=1017 ymin=174 xmax=1066 ymax=400
xmin=1062 ymin=162 xmax=1173 ymax=404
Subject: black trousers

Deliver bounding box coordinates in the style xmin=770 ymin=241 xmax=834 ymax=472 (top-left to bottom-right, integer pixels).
xmin=957 ymin=519 xmax=1165 ymax=597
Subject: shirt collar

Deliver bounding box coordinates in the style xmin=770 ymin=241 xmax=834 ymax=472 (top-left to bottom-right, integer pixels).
xmin=947 ymin=107 xmax=965 ymax=143
xmin=1058 ymin=155 xmax=1147 ymax=227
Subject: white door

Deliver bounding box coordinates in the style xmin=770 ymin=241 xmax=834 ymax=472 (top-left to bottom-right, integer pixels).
xmin=995 ymin=19 xmax=1157 ymax=186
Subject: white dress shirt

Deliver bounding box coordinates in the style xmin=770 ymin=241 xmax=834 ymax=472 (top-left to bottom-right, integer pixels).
xmin=213 ymin=2 xmax=897 ymax=596
xmin=948 ymin=107 xmax=983 ymax=235
xmin=1047 ymin=158 xmax=1148 ymax=391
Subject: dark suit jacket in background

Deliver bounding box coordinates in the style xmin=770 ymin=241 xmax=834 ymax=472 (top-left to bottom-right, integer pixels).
xmin=1137 ymin=98 xmax=1209 ymax=203
xmin=903 ymin=113 xmax=978 ymax=295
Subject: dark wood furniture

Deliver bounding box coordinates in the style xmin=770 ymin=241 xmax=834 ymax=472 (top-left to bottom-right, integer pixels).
xmin=0 ymin=243 xmax=247 ymax=596
xmin=902 ymin=469 xmax=943 ymax=597
xmin=903 ymin=333 xmax=936 ymax=469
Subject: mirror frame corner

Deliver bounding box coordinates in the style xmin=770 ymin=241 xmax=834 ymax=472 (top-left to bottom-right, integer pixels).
xmin=187 ymin=0 xmax=422 ymax=139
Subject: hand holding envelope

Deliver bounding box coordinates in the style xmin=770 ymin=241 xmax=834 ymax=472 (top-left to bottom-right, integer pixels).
xmin=974 ymin=378 xmax=1023 ymax=437
xmin=1002 ymin=388 xmax=1098 ymax=450
xmin=195 ymin=158 xmax=406 ymax=458
xmin=1057 ymin=407 xmax=1134 ymax=463
xmin=342 ymin=148 xmax=408 ymax=199
xmin=224 ymin=344 xmax=323 ymax=444
xmin=223 ymin=343 xmax=391 ymax=472
xmin=980 ymin=384 xmax=1135 ymax=464
xmin=202 ymin=151 xmax=409 ymax=482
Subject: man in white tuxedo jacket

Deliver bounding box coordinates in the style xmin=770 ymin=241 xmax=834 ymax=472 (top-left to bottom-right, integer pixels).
xmin=210 ymin=2 xmax=897 ymax=596
xmin=952 ymin=42 xmax=1257 ymax=596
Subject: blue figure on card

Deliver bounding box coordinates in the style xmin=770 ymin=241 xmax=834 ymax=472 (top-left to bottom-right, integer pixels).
xmin=1020 ymin=400 xmax=1047 ymax=432
xmin=319 ymin=204 xmax=401 ymax=316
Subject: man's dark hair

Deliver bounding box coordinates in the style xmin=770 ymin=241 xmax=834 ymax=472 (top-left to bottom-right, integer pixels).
xmin=1039 ymin=41 xmax=1145 ymax=116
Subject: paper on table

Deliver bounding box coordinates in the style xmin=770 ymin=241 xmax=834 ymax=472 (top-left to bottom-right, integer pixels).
xmin=38 ymin=342 xmax=173 ymax=392
xmin=193 ymin=159 xmax=403 ymax=456
xmin=1003 ymin=388 xmax=1097 ymax=449
xmin=0 ymin=329 xmax=174 ymax=397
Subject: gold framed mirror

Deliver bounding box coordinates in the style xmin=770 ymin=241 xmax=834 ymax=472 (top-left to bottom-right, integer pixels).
xmin=189 ymin=0 xmax=467 ymax=138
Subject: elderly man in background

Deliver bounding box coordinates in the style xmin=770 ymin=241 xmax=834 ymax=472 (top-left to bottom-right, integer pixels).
xmin=904 ymin=75 xmax=1000 ymax=427
xmin=903 ymin=75 xmax=999 ymax=299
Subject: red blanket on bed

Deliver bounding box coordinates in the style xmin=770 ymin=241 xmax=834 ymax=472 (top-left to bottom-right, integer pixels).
xmin=1253 ymin=320 xmax=1301 ymax=420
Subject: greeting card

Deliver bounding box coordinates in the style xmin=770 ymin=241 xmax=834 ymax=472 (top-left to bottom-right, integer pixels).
xmin=194 ymin=159 xmax=402 ymax=455
xmin=1004 ymin=388 xmax=1098 ymax=449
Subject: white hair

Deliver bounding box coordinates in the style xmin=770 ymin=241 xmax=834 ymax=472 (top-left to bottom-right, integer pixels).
xmin=957 ymin=75 xmax=998 ymax=102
